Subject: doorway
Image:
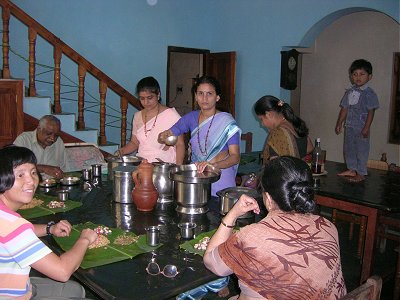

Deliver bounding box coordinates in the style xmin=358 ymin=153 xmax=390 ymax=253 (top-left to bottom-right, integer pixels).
xmin=166 ymin=46 xmax=236 ymax=116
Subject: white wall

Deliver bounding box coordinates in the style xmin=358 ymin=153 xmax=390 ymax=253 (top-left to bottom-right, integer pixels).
xmin=300 ymin=11 xmax=400 ymax=165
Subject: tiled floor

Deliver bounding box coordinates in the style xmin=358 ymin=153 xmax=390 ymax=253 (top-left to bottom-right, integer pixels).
xmin=84 ymin=219 xmax=398 ymax=300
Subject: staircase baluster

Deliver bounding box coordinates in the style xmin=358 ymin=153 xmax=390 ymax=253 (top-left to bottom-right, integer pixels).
xmin=28 ymin=27 xmax=37 ymax=96
xmin=53 ymin=46 xmax=62 ymax=113
xmin=99 ymin=81 xmax=107 ymax=145
xmin=121 ymin=96 xmax=128 ymax=147
xmin=78 ymin=65 xmax=86 ymax=129
xmin=1 ymin=3 xmax=10 ymax=78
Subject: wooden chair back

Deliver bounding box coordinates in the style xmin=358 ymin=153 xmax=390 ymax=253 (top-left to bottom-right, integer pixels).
xmin=240 ymin=132 xmax=253 ymax=153
xmin=340 ymin=276 xmax=382 ymax=300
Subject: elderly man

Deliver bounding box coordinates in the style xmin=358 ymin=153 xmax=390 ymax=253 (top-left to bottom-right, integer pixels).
xmin=14 ymin=115 xmax=66 ymax=179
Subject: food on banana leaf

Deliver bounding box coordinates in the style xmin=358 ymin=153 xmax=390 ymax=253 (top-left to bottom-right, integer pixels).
xmin=89 ymin=234 xmax=110 ymax=249
xmin=114 ymin=234 xmax=139 ymax=246
xmin=20 ymin=198 xmax=44 ymax=210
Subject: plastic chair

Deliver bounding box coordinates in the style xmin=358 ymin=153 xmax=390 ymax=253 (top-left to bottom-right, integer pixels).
xmin=340 ymin=276 xmax=382 ymax=300
xmin=240 ymin=132 xmax=253 ymax=153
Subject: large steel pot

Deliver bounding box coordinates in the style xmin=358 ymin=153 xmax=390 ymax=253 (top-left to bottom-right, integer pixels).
xmin=217 ymin=186 xmax=261 ymax=219
xmin=152 ymin=162 xmax=176 ymax=203
xmin=106 ymin=155 xmax=142 ymax=181
xmin=170 ymin=164 xmax=220 ymax=215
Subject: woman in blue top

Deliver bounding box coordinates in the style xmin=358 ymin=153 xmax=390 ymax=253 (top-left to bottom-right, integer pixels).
xmin=159 ymin=75 xmax=241 ymax=196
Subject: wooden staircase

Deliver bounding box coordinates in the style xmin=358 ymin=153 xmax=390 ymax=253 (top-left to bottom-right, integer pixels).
xmin=0 ymin=0 xmax=141 ymax=151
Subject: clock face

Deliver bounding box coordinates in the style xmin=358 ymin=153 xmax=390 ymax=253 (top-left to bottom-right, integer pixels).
xmin=288 ymin=56 xmax=297 ymax=71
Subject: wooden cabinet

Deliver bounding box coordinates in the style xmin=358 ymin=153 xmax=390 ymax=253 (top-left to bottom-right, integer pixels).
xmin=0 ymin=79 xmax=24 ymax=148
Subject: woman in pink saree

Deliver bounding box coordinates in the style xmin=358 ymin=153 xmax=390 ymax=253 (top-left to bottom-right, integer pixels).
xmin=118 ymin=77 xmax=185 ymax=164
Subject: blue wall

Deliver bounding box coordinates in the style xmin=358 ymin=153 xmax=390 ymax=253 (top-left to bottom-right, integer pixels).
xmin=8 ymin=0 xmax=400 ymax=150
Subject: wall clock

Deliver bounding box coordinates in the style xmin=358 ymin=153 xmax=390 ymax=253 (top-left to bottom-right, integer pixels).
xmin=280 ymin=49 xmax=299 ymax=90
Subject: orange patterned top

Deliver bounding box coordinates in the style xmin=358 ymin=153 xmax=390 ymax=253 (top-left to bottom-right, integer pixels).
xmin=218 ymin=210 xmax=347 ymax=299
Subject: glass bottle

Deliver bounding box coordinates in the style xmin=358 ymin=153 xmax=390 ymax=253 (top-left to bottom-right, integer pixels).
xmin=312 ymin=138 xmax=322 ymax=174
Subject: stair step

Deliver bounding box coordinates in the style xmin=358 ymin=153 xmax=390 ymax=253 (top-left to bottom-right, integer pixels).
xmin=24 ymin=96 xmax=52 ymax=118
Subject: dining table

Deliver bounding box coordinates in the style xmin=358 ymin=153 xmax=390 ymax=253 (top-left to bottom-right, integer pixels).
xmin=32 ymin=175 xmax=262 ymax=300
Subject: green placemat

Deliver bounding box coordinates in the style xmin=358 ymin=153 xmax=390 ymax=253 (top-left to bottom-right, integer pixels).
xmin=18 ymin=193 xmax=82 ymax=220
xmin=179 ymin=229 xmax=217 ymax=257
xmin=54 ymin=222 xmax=161 ymax=269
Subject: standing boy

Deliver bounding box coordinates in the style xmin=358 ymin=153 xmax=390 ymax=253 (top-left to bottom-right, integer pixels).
xmin=335 ymin=59 xmax=379 ymax=182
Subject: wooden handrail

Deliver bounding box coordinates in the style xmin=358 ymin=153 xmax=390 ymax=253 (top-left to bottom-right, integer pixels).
xmin=0 ymin=0 xmax=139 ymax=147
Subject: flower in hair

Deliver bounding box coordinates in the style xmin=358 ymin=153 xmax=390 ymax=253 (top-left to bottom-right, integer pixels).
xmin=278 ymin=100 xmax=284 ymax=107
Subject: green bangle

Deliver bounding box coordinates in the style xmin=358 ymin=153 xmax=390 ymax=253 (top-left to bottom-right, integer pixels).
xmin=221 ymin=219 xmax=234 ymax=228
xmin=46 ymin=221 xmax=55 ymax=235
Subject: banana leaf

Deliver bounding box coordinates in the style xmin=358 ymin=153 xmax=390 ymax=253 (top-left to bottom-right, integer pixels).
xmin=179 ymin=229 xmax=217 ymax=257
xmin=53 ymin=222 xmax=161 ymax=269
xmin=18 ymin=193 xmax=82 ymax=220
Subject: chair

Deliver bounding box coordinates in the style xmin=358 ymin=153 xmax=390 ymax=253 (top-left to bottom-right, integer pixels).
xmin=332 ymin=159 xmax=388 ymax=259
xmin=340 ymin=276 xmax=382 ymax=300
xmin=240 ymin=132 xmax=253 ymax=153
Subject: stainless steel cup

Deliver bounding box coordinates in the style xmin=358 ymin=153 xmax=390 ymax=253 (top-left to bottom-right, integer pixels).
xmin=58 ymin=190 xmax=69 ymax=201
xmin=91 ymin=164 xmax=102 ymax=177
xmin=146 ymin=226 xmax=160 ymax=246
xmin=82 ymin=168 xmax=92 ymax=181
xmin=178 ymin=222 xmax=196 ymax=239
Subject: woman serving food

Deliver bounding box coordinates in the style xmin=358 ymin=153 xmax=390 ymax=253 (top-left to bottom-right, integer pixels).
xmin=117 ymin=76 xmax=185 ymax=164
xmin=158 ymin=75 xmax=241 ymax=196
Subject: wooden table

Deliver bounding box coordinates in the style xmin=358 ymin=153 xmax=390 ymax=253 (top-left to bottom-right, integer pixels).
xmin=34 ymin=180 xmax=236 ymax=300
xmin=313 ymin=161 xmax=400 ymax=283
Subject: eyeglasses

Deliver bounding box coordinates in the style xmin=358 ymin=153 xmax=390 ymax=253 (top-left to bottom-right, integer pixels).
xmin=145 ymin=254 xmax=194 ymax=278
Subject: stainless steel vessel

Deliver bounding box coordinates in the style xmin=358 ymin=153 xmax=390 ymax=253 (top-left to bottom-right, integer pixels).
xmin=112 ymin=165 xmax=136 ymax=203
xmin=170 ymin=164 xmax=220 ymax=215
xmin=106 ymin=155 xmax=142 ymax=181
xmin=152 ymin=162 xmax=176 ymax=203
xmin=217 ymin=186 xmax=261 ymax=219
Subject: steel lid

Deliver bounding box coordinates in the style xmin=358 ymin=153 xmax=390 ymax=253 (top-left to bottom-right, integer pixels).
xmin=216 ymin=186 xmax=260 ymax=199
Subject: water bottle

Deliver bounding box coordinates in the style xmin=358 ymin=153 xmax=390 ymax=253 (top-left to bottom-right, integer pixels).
xmin=312 ymin=138 xmax=322 ymax=174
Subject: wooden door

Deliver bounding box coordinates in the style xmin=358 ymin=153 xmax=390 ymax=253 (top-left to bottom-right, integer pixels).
xmin=204 ymin=51 xmax=236 ymax=117
xmin=0 ymin=79 xmax=24 ymax=148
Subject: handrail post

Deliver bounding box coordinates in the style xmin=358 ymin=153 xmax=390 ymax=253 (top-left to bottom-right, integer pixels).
xmin=121 ymin=96 xmax=128 ymax=147
xmin=99 ymin=81 xmax=107 ymax=145
xmin=2 ymin=3 xmax=10 ymax=78
xmin=53 ymin=46 xmax=62 ymax=113
xmin=28 ymin=27 xmax=37 ymax=96
xmin=77 ymin=65 xmax=86 ymax=129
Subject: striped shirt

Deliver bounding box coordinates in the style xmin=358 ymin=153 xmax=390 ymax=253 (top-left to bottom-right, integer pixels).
xmin=0 ymin=202 xmax=52 ymax=299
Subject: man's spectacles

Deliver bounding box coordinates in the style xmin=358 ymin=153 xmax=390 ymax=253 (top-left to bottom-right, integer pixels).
xmin=145 ymin=254 xmax=194 ymax=278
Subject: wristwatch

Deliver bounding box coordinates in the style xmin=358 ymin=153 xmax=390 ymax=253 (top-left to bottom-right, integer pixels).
xmin=46 ymin=221 xmax=56 ymax=235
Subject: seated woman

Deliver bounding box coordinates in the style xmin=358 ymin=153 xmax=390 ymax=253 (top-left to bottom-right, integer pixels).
xmin=159 ymin=75 xmax=241 ymax=196
xmin=118 ymin=76 xmax=185 ymax=164
xmin=204 ymin=156 xmax=347 ymax=299
xmin=254 ymin=95 xmax=313 ymax=162
xmin=0 ymin=145 xmax=98 ymax=299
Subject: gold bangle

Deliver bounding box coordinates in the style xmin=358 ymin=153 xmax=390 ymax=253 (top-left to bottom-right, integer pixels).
xmin=221 ymin=219 xmax=234 ymax=228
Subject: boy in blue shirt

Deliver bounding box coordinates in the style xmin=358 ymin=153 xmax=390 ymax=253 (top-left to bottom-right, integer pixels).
xmin=335 ymin=59 xmax=379 ymax=182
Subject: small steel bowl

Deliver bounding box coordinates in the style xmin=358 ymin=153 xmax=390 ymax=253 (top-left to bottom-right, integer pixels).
xmin=60 ymin=176 xmax=80 ymax=186
xmin=165 ymin=135 xmax=178 ymax=146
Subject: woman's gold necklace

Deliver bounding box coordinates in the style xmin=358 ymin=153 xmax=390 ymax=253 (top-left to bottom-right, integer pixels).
xmin=197 ymin=110 xmax=216 ymax=156
xmin=144 ymin=105 xmax=160 ymax=137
